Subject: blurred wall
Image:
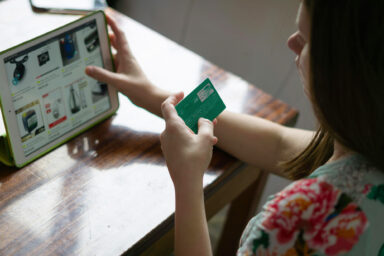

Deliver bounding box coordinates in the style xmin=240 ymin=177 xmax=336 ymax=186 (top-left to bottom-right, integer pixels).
xmin=113 ymin=0 xmax=315 ymax=130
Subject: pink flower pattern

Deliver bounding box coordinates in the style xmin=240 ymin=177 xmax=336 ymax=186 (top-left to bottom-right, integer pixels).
xmin=258 ymin=178 xmax=367 ymax=255
xmin=237 ymin=156 xmax=384 ymax=256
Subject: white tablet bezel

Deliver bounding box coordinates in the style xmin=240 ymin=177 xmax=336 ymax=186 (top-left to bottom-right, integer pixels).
xmin=0 ymin=11 xmax=119 ymax=167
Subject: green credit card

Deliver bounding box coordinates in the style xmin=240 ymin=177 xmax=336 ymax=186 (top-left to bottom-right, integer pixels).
xmin=175 ymin=78 xmax=226 ymax=134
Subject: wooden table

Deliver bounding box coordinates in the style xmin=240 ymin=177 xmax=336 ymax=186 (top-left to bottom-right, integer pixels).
xmin=0 ymin=0 xmax=298 ymax=255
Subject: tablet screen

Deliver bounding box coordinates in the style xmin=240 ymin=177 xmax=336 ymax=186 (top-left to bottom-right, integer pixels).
xmin=3 ymin=19 xmax=111 ymax=157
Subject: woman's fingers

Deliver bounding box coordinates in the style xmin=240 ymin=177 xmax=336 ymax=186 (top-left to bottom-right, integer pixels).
xmin=105 ymin=13 xmax=129 ymax=51
xmin=161 ymin=92 xmax=184 ymax=121
xmin=85 ymin=65 xmax=124 ymax=86
xmin=198 ymin=118 xmax=218 ymax=145
xmin=112 ymin=53 xmax=119 ymax=70
xmin=109 ymin=32 xmax=118 ymax=50
xmin=161 ymin=93 xmax=218 ymax=143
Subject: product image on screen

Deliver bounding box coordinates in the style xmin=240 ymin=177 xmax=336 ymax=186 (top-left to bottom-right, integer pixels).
xmin=3 ymin=20 xmax=111 ymax=157
xmin=10 ymin=55 xmax=29 ymax=86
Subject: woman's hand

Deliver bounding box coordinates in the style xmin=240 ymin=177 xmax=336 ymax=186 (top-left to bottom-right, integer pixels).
xmin=160 ymin=92 xmax=218 ymax=191
xmin=85 ymin=14 xmax=170 ymax=116
xmin=161 ymin=93 xmax=216 ymax=256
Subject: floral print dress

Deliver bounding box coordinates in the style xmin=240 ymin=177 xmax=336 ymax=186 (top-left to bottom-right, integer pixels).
xmin=237 ymin=154 xmax=384 ymax=256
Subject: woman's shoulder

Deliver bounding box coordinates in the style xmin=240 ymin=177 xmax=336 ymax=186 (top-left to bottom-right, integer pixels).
xmin=309 ymin=153 xmax=384 ymax=205
xmin=238 ymin=154 xmax=384 ymax=256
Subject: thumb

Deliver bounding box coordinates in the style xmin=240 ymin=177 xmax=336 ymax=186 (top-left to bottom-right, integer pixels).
xmin=85 ymin=66 xmax=123 ymax=85
xmin=197 ymin=118 xmax=218 ymax=145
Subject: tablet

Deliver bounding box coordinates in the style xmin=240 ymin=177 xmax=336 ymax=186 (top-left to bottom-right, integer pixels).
xmin=0 ymin=11 xmax=119 ymax=167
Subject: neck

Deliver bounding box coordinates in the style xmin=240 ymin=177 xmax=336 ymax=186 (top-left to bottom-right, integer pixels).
xmin=327 ymin=140 xmax=351 ymax=163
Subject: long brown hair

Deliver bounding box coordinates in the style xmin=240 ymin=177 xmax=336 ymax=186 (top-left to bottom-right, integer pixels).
xmin=283 ymin=0 xmax=384 ymax=179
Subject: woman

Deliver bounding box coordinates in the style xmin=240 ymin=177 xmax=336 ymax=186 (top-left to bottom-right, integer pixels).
xmin=86 ymin=1 xmax=384 ymax=255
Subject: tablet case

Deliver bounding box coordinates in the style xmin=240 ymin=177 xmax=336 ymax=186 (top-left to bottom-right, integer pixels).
xmin=0 ymin=134 xmax=13 ymax=166
xmin=0 ymin=11 xmax=117 ymax=168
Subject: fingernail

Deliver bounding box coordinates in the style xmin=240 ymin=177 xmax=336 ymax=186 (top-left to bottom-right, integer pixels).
xmin=86 ymin=66 xmax=94 ymax=74
xmin=199 ymin=118 xmax=210 ymax=124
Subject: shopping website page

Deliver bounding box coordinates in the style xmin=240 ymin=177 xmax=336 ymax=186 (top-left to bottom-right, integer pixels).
xmin=4 ymin=20 xmax=111 ymax=156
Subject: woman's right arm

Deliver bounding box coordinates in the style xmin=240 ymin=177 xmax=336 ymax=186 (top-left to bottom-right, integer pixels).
xmin=85 ymin=14 xmax=315 ymax=177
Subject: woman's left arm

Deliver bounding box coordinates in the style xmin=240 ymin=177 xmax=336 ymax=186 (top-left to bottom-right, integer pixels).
xmin=173 ymin=180 xmax=211 ymax=256
xmin=160 ymin=93 xmax=217 ymax=256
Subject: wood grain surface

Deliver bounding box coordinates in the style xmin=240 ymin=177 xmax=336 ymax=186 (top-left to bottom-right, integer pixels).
xmin=0 ymin=1 xmax=298 ymax=255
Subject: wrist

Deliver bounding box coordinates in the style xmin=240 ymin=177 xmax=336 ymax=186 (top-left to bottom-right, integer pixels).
xmin=174 ymin=179 xmax=204 ymax=198
xmin=150 ymin=87 xmax=172 ymax=117
xmin=136 ymin=82 xmax=170 ymax=117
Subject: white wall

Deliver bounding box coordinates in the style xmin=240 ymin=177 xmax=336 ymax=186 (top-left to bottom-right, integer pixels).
xmin=115 ymin=0 xmax=316 ymax=130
